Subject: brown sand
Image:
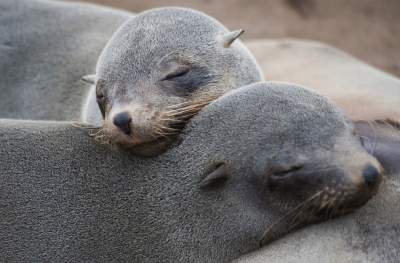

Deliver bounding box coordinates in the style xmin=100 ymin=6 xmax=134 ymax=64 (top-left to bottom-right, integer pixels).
xmin=71 ymin=0 xmax=400 ymax=77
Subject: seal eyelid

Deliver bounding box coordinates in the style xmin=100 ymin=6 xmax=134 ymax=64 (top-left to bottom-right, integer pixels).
xmin=270 ymin=165 xmax=304 ymax=179
xmin=162 ymin=65 xmax=191 ymax=81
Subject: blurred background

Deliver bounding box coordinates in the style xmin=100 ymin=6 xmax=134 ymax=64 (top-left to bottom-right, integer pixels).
xmin=69 ymin=0 xmax=400 ymax=77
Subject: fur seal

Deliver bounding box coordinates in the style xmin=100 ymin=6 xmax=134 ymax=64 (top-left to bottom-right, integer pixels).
xmin=236 ymin=121 xmax=400 ymax=263
xmin=245 ymin=39 xmax=400 ymax=123
xmin=81 ymin=7 xmax=264 ymax=156
xmin=0 ymin=82 xmax=382 ymax=262
xmin=0 ymin=0 xmax=131 ymax=120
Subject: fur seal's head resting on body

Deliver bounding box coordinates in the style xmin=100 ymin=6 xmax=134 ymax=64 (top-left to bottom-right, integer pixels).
xmin=82 ymin=7 xmax=263 ymax=156
xmin=179 ymin=82 xmax=383 ymax=248
xmin=0 ymin=83 xmax=383 ymax=262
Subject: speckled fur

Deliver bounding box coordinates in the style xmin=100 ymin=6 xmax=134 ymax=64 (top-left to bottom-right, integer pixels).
xmin=83 ymin=7 xmax=263 ymax=125
xmin=0 ymin=83 xmax=381 ymax=262
xmin=82 ymin=7 xmax=264 ymax=155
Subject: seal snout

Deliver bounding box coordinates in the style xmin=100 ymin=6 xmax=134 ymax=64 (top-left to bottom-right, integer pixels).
xmin=113 ymin=111 xmax=132 ymax=135
xmin=362 ymin=164 xmax=381 ymax=189
xmin=267 ymin=159 xmax=383 ymax=221
xmin=348 ymin=160 xmax=383 ymax=200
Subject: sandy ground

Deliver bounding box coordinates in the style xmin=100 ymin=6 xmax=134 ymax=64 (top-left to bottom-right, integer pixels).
xmin=71 ymin=0 xmax=400 ymax=78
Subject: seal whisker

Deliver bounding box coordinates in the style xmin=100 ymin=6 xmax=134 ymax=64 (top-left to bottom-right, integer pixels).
xmin=71 ymin=122 xmax=102 ymax=129
xmin=88 ymin=128 xmax=105 ymax=137
xmin=159 ymin=118 xmax=186 ymax=123
xmin=260 ymin=190 xmax=324 ymax=246
xmin=165 ymin=100 xmax=194 ymax=109
xmin=165 ymin=105 xmax=206 ymax=114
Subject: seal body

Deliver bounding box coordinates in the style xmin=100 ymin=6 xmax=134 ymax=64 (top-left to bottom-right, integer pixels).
xmin=0 ymin=0 xmax=131 ymax=120
xmin=83 ymin=7 xmax=264 ymax=156
xmin=0 ymin=82 xmax=382 ymax=262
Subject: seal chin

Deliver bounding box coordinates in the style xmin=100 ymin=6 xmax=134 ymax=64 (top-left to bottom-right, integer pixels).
xmin=258 ymin=184 xmax=379 ymax=247
xmin=122 ymin=137 xmax=173 ymax=157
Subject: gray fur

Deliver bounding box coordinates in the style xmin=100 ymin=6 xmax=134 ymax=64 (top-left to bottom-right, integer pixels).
xmin=236 ymin=165 xmax=400 ymax=263
xmin=0 ymin=1 xmax=263 ymax=156
xmin=84 ymin=7 xmax=264 ymax=155
xmin=0 ymin=0 xmax=131 ymax=120
xmin=0 ymin=82 xmax=381 ymax=262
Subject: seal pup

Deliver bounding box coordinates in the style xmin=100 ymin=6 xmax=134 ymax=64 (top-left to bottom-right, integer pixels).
xmin=0 ymin=0 xmax=131 ymax=120
xmin=81 ymin=7 xmax=264 ymax=156
xmin=0 ymin=82 xmax=382 ymax=262
xmin=245 ymin=39 xmax=400 ymax=123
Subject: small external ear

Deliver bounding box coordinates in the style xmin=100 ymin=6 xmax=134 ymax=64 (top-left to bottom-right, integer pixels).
xmin=354 ymin=120 xmax=400 ymax=174
xmin=81 ymin=74 xmax=96 ymax=85
xmin=200 ymin=163 xmax=229 ymax=189
xmin=220 ymin=29 xmax=245 ymax=48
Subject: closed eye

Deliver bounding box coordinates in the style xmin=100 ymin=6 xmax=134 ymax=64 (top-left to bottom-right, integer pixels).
xmin=270 ymin=165 xmax=304 ymax=179
xmin=162 ymin=65 xmax=190 ymax=81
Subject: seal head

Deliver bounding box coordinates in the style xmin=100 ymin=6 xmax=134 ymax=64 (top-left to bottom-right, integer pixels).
xmin=178 ymin=82 xmax=383 ymax=249
xmin=82 ymin=7 xmax=264 ymax=156
xmin=0 ymin=82 xmax=384 ymax=262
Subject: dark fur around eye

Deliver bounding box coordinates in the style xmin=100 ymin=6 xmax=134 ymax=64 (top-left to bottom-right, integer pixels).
xmin=163 ymin=65 xmax=190 ymax=80
xmin=96 ymin=80 xmax=106 ymax=117
xmin=162 ymin=65 xmax=216 ymax=95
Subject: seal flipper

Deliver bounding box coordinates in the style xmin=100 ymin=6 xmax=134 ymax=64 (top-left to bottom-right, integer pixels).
xmin=354 ymin=120 xmax=400 ymax=174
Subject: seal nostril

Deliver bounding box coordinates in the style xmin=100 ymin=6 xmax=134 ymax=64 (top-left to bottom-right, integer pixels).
xmin=113 ymin=112 xmax=132 ymax=135
xmin=362 ymin=164 xmax=380 ymax=187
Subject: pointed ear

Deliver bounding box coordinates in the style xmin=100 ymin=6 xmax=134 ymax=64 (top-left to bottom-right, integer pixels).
xmin=220 ymin=29 xmax=245 ymax=48
xmin=354 ymin=120 xmax=400 ymax=174
xmin=81 ymin=74 xmax=96 ymax=85
xmin=200 ymin=163 xmax=229 ymax=189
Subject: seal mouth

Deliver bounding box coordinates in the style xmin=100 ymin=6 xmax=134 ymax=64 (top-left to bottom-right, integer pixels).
xmin=258 ymin=188 xmax=372 ymax=247
xmin=86 ymin=94 xmax=218 ymax=156
xmin=102 ymin=94 xmax=218 ymax=151
xmin=123 ymin=136 xmax=173 ymax=157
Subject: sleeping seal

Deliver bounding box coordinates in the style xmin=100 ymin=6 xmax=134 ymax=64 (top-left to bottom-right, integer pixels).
xmin=81 ymin=7 xmax=264 ymax=156
xmin=236 ymin=121 xmax=400 ymax=263
xmin=0 ymin=82 xmax=382 ymax=262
